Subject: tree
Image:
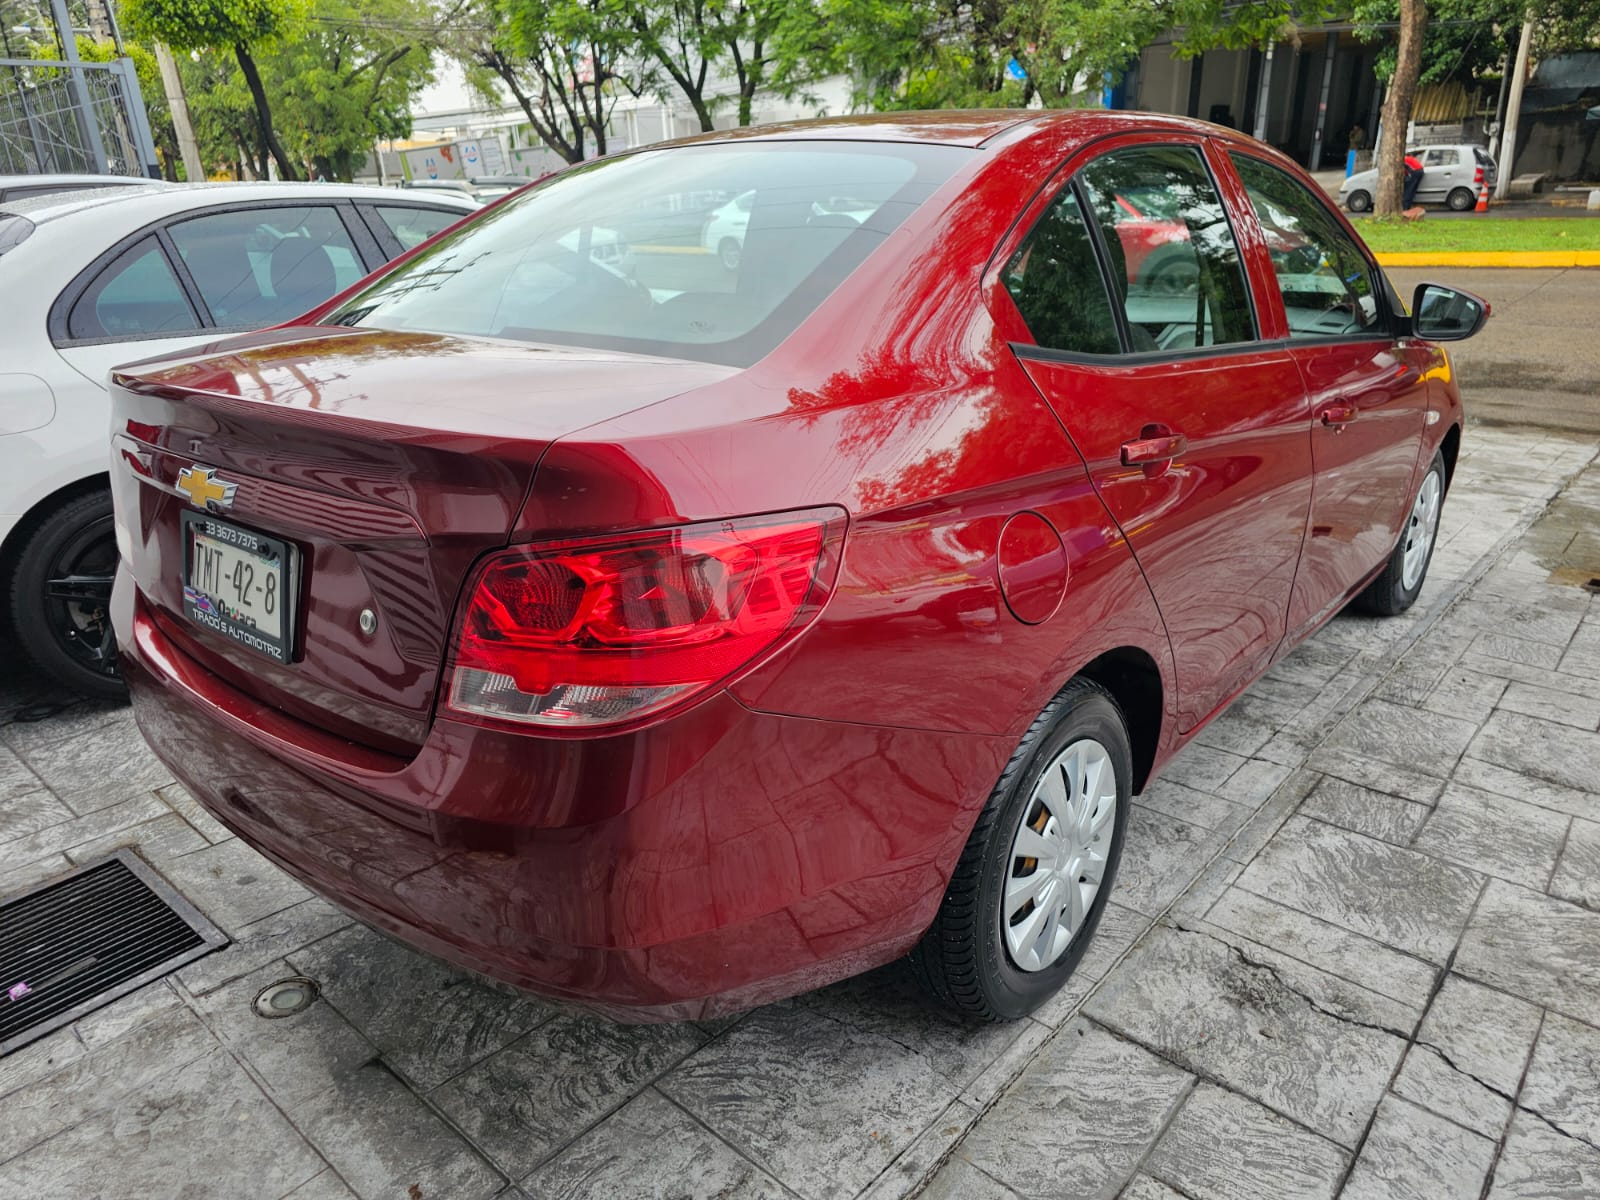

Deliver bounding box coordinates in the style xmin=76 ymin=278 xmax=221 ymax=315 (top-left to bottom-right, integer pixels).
xmin=457 ymin=0 xmax=644 ymax=163
xmin=269 ymin=0 xmax=436 ymax=180
xmin=1374 ymin=0 xmax=1427 ymax=214
xmin=792 ymin=0 xmax=1342 ymax=113
xmin=123 ymin=0 xmax=304 ymax=180
xmin=623 ymin=0 xmax=806 ymax=131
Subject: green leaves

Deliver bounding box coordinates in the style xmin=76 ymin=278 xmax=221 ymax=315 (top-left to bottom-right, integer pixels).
xmin=122 ymin=0 xmax=304 ymax=53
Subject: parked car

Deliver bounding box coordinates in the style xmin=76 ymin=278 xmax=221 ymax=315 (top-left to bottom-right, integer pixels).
xmin=469 ymin=175 xmax=532 ymax=201
xmin=109 ymin=111 xmax=1487 ymax=1022
xmin=1340 ymin=144 xmax=1498 ymax=212
xmin=401 ymin=179 xmax=481 ymax=202
xmin=701 ymin=188 xmax=876 ymax=270
xmin=0 ymin=182 xmax=476 ymax=697
xmin=0 ymin=173 xmax=163 ymax=203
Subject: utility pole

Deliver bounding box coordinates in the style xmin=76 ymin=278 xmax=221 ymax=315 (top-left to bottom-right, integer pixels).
xmin=154 ymin=43 xmax=205 ymax=181
xmin=1495 ymin=15 xmax=1535 ymax=200
xmin=1252 ymin=42 xmax=1275 ymax=142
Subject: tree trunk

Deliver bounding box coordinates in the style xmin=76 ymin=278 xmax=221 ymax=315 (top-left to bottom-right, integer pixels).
xmin=234 ymin=42 xmax=299 ymax=181
xmin=158 ymin=135 xmax=181 ymax=180
xmin=1375 ymin=0 xmax=1426 ymax=216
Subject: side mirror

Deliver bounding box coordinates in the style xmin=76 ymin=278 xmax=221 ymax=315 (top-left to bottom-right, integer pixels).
xmin=1409 ymin=282 xmax=1491 ymax=341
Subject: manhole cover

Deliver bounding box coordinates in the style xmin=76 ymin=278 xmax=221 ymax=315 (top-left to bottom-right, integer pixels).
xmin=0 ymin=850 xmax=227 ymax=1055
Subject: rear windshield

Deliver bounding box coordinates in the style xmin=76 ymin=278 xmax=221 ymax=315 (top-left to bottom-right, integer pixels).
xmin=328 ymin=141 xmax=969 ymax=366
xmin=1473 ymin=147 xmax=1494 ymax=167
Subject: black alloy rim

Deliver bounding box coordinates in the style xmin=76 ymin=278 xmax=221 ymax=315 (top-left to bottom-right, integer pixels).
xmin=42 ymin=515 xmax=119 ymax=679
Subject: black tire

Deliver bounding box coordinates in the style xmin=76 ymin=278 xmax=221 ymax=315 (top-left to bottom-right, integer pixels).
xmin=718 ymin=237 xmax=741 ymax=271
xmin=7 ymin=489 xmax=126 ymax=699
xmin=1354 ymin=451 xmax=1446 ymax=617
xmin=1447 ymin=187 xmax=1476 ymax=212
xmin=1346 ymin=190 xmax=1372 ymax=213
xmin=911 ymin=677 xmax=1132 ymax=1022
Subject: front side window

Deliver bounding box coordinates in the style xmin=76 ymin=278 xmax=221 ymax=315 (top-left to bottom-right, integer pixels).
xmin=326 ymin=142 xmax=968 ymax=367
xmin=1002 ymin=187 xmax=1120 ymax=356
xmin=1076 ymin=145 xmax=1256 ymax=352
xmin=168 ymin=206 xmax=365 ymax=328
xmin=67 ymin=237 xmax=200 ymax=340
xmin=1232 ymin=155 xmax=1385 ymax=340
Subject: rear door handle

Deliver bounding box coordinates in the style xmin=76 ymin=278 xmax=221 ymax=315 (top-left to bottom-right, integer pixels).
xmin=1319 ymin=402 xmax=1358 ymax=426
xmin=1120 ymin=431 xmax=1187 ymax=466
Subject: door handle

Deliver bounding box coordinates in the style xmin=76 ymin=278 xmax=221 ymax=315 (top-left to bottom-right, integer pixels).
xmin=1318 ymin=402 xmax=1358 ymax=426
xmin=1120 ymin=431 xmax=1187 ymax=466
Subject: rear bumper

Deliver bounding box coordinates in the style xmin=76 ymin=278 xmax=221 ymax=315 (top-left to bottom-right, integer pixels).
xmin=117 ymin=575 xmax=1010 ymax=1020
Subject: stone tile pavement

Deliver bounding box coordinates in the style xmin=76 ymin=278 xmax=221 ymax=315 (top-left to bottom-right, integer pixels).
xmin=2 ymin=423 xmax=1599 ymax=1199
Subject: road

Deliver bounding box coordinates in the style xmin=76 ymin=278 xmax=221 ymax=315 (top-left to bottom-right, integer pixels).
xmin=1385 ymin=266 xmax=1600 ymax=434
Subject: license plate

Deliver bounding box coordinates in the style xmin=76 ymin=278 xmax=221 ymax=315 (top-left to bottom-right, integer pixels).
xmin=181 ymin=512 xmax=295 ymax=662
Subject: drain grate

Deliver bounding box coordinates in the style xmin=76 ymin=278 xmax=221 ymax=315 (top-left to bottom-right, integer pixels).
xmin=1 ymin=850 xmax=226 ymax=1055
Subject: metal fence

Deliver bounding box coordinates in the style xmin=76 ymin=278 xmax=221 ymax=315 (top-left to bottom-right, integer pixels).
xmin=0 ymin=56 xmax=159 ymax=178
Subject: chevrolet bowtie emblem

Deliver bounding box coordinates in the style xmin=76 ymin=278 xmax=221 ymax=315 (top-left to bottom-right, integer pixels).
xmin=175 ymin=465 xmax=238 ymax=512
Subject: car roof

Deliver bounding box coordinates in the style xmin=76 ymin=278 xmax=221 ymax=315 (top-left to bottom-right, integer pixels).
xmin=659 ymin=108 xmax=1279 ymax=153
xmin=0 ymin=172 xmax=164 ymax=188
xmin=667 ymin=110 xmax=1038 ymax=148
xmin=0 ymin=181 xmax=478 ymax=223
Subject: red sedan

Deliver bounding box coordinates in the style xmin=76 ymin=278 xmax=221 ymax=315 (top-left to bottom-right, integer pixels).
xmin=109 ymin=111 xmax=1487 ymax=1022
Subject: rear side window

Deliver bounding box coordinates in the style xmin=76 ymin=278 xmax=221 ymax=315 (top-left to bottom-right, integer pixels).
xmin=328 ymin=142 xmax=968 ymax=368
xmin=373 ymin=205 xmax=461 ymax=250
xmin=67 ymin=236 xmax=200 ymax=340
xmin=1003 ymin=188 xmax=1120 ymax=356
xmin=1231 ymin=155 xmax=1385 ymax=340
xmin=168 ymin=205 xmax=365 ymax=328
xmin=1076 ymin=146 xmax=1255 ymax=352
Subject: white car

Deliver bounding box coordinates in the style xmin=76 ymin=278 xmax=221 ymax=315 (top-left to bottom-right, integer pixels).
xmin=700 ymin=190 xmax=878 ymax=270
xmin=0 ymin=173 xmax=164 ymax=203
xmin=1339 ymin=145 xmax=1498 ymax=213
xmin=0 ymin=182 xmax=476 ymax=696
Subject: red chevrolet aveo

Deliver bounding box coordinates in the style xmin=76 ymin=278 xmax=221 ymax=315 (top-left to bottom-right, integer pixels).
xmin=109 ymin=111 xmax=1487 ymax=1022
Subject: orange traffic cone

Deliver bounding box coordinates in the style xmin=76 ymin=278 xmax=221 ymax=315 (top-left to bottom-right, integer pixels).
xmin=1475 ymin=183 xmax=1489 ymax=213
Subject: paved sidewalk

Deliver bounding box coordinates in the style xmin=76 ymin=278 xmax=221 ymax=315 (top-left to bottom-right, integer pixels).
xmin=2 ymin=424 xmax=1598 ymax=1200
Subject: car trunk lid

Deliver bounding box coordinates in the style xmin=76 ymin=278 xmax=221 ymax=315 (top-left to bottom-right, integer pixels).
xmin=111 ymin=326 xmax=736 ymax=753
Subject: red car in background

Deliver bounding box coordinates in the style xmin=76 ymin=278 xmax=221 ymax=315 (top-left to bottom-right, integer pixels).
xmin=1110 ymin=186 xmax=1188 ymax=280
xmin=110 ymin=111 xmax=1487 ymax=1022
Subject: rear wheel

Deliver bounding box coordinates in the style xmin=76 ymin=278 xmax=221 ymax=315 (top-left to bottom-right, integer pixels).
xmin=1355 ymin=451 xmax=1445 ymax=616
xmin=1447 ymin=187 xmax=1476 ymax=212
xmin=1346 ymin=189 xmax=1372 ymax=213
xmin=718 ymin=237 xmax=741 ymax=271
xmin=7 ymin=490 xmax=125 ymax=699
xmin=911 ymin=678 xmax=1131 ymax=1022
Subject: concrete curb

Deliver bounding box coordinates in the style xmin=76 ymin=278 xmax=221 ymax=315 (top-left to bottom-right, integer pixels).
xmin=1374 ymin=250 xmax=1600 ymax=268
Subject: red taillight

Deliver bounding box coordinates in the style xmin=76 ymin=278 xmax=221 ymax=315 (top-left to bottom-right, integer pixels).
xmin=1474 ymin=166 xmax=1484 ymax=184
xmin=443 ymin=509 xmax=845 ymax=730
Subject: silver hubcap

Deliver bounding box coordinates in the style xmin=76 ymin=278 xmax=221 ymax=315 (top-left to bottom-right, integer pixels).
xmin=1003 ymin=739 xmax=1118 ymax=973
xmin=1401 ymin=469 xmax=1442 ymax=591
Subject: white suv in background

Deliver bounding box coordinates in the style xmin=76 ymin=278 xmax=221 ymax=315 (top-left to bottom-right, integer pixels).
xmin=0 ymin=182 xmax=475 ymax=697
